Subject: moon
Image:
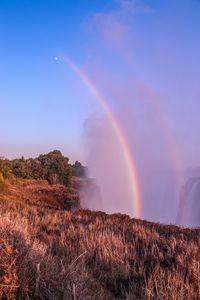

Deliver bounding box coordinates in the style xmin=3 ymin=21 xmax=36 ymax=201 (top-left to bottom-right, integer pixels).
xmin=54 ymin=56 xmax=58 ymax=61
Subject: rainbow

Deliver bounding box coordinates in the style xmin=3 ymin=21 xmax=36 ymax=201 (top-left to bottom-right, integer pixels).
xmin=63 ymin=56 xmax=141 ymax=218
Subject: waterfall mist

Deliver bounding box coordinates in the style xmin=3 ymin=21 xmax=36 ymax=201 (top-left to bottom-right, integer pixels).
xmin=78 ymin=0 xmax=200 ymax=227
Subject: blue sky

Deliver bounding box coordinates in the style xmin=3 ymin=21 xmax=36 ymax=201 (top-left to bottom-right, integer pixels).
xmin=1 ymin=0 xmax=200 ymax=167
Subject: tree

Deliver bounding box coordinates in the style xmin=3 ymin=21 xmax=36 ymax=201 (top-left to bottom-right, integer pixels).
xmin=37 ymin=150 xmax=72 ymax=186
xmin=11 ymin=158 xmax=31 ymax=179
xmin=5 ymin=150 xmax=75 ymax=187
xmin=71 ymin=161 xmax=87 ymax=177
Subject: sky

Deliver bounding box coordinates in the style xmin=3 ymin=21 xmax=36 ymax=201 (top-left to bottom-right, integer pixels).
xmin=1 ymin=0 xmax=200 ymax=168
xmin=1 ymin=0 xmax=200 ymax=223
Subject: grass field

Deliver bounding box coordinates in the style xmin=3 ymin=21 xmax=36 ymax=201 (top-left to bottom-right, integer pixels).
xmin=0 ymin=179 xmax=199 ymax=299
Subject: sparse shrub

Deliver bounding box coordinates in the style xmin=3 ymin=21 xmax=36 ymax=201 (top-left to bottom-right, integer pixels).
xmin=0 ymin=160 xmax=13 ymax=190
xmin=0 ymin=172 xmax=5 ymax=190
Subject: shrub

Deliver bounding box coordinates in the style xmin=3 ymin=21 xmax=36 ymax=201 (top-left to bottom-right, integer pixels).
xmin=0 ymin=160 xmax=13 ymax=190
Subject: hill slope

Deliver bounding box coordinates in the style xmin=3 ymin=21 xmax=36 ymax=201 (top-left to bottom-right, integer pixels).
xmin=0 ymin=180 xmax=199 ymax=299
xmin=0 ymin=178 xmax=79 ymax=212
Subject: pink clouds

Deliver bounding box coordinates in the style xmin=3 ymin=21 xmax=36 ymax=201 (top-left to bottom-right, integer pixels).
xmin=85 ymin=1 xmax=146 ymax=47
xmin=91 ymin=12 xmax=129 ymax=44
xmin=84 ymin=0 xmax=154 ymax=63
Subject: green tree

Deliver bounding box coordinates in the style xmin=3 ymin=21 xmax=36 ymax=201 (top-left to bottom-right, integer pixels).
xmin=11 ymin=158 xmax=31 ymax=179
xmin=6 ymin=150 xmax=73 ymax=187
xmin=38 ymin=150 xmax=72 ymax=186
xmin=71 ymin=161 xmax=87 ymax=177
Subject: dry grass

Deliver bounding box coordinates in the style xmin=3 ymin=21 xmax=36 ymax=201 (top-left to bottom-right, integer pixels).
xmin=0 ymin=178 xmax=79 ymax=211
xmin=0 ymin=230 xmax=19 ymax=299
xmin=0 ymin=179 xmax=199 ymax=299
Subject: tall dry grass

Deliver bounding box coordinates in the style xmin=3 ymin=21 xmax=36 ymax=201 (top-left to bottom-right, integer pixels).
xmin=0 ymin=179 xmax=199 ymax=299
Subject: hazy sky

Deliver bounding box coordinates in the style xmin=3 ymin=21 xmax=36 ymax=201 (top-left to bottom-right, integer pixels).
xmin=1 ymin=0 xmax=200 ymax=167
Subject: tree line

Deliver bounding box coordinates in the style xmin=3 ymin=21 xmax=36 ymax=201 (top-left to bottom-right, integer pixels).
xmin=0 ymin=150 xmax=87 ymax=187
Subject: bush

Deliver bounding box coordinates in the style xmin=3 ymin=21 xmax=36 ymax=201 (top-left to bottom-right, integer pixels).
xmin=0 ymin=160 xmax=13 ymax=190
xmin=0 ymin=172 xmax=5 ymax=190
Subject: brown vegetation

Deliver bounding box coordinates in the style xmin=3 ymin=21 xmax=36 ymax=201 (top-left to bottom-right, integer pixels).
xmin=0 ymin=179 xmax=199 ymax=299
xmin=0 ymin=178 xmax=79 ymax=211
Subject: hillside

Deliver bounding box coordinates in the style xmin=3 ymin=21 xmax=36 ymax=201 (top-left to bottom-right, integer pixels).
xmin=0 ymin=178 xmax=79 ymax=212
xmin=0 ymin=179 xmax=199 ymax=299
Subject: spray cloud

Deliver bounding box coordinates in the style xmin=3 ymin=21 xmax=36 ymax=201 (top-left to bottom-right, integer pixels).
xmin=76 ymin=0 xmax=200 ymax=226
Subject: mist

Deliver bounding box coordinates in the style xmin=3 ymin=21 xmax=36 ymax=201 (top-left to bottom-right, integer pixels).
xmin=78 ymin=0 xmax=200 ymax=227
xmin=82 ymin=116 xmax=135 ymax=216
